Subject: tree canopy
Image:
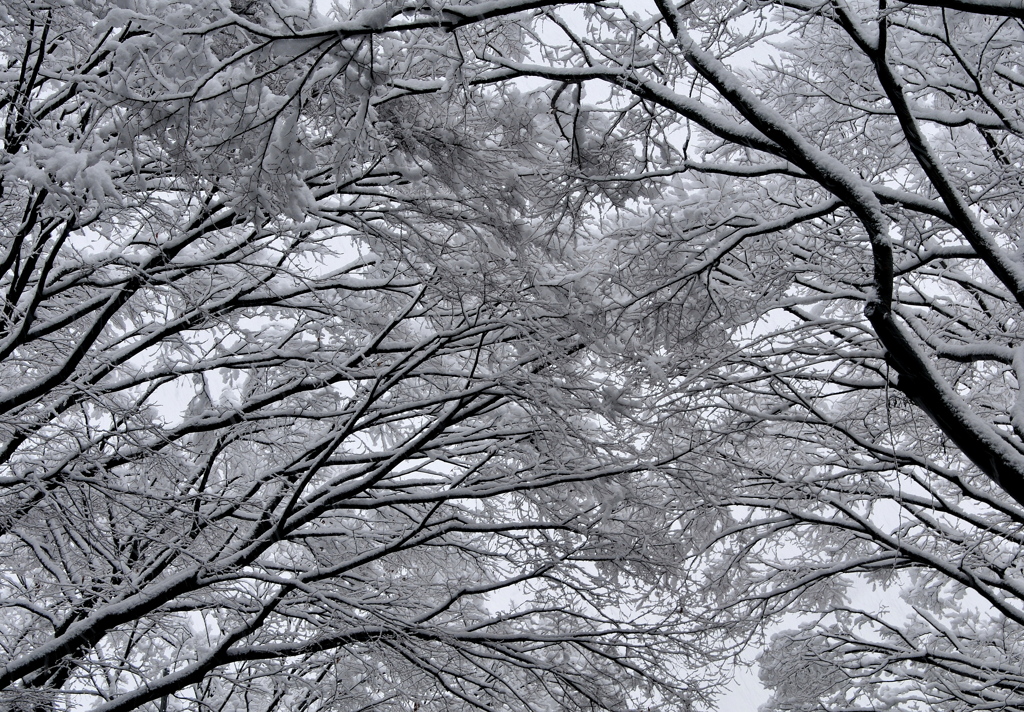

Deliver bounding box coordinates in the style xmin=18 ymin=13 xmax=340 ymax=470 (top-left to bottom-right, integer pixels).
xmin=1 ymin=1 xmax=1023 ymax=711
